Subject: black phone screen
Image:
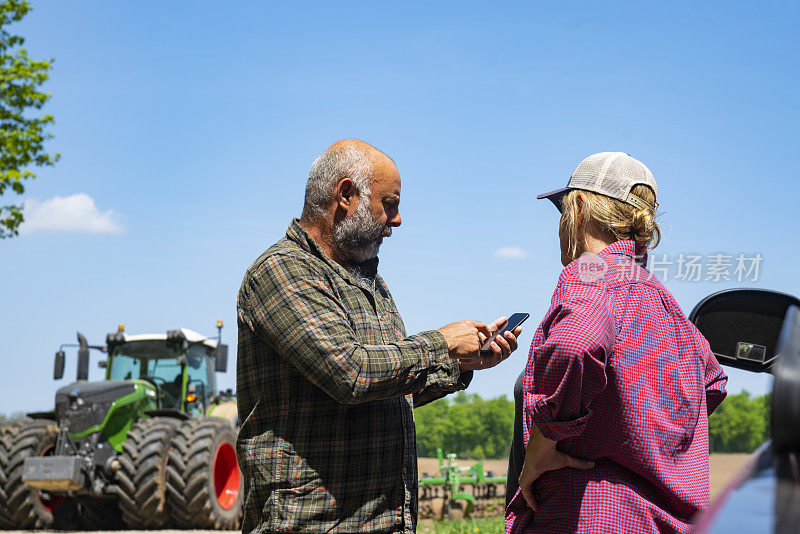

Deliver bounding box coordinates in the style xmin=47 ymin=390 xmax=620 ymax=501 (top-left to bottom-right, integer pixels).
xmin=480 ymin=312 xmax=529 ymax=352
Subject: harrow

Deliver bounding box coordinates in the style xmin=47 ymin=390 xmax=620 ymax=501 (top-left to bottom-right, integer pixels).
xmin=418 ymin=449 xmax=506 ymax=519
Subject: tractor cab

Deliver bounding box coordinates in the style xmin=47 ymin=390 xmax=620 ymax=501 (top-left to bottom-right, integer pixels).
xmin=105 ymin=327 xmax=227 ymax=417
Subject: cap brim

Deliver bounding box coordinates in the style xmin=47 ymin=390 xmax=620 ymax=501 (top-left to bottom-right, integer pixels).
xmin=536 ymin=187 xmax=570 ymax=211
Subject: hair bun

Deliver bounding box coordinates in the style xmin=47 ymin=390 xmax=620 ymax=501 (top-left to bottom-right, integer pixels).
xmin=630 ymin=207 xmax=655 ymax=244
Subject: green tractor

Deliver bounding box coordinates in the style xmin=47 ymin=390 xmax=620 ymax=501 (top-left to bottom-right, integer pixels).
xmin=0 ymin=323 xmax=242 ymax=530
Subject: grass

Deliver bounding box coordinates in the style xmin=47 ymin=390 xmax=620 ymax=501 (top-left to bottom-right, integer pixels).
xmin=418 ymin=516 xmax=504 ymax=534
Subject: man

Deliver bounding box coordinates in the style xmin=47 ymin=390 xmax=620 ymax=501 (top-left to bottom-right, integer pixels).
xmin=237 ymin=139 xmax=521 ymax=533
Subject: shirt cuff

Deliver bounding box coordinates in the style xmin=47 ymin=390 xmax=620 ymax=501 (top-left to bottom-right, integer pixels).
xmin=418 ymin=330 xmax=466 ymax=392
xmin=419 ymin=329 xmax=450 ymax=365
xmin=528 ymin=395 xmax=590 ymax=441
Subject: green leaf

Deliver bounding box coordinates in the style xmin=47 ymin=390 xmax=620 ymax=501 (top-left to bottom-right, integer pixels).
xmin=0 ymin=0 xmax=57 ymax=238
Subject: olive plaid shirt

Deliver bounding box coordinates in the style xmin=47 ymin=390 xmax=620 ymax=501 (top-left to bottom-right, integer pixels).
xmin=237 ymin=219 xmax=471 ymax=533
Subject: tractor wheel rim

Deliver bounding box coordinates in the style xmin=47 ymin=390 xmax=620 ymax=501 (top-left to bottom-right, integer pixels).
xmin=212 ymin=441 xmax=240 ymax=510
xmin=39 ymin=445 xmax=64 ymax=512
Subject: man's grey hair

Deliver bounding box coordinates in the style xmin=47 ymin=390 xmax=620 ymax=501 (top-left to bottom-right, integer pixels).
xmin=303 ymin=145 xmax=374 ymax=220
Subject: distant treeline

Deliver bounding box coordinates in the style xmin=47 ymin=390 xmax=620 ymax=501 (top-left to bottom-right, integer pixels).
xmin=2 ymin=391 xmax=769 ymax=457
xmin=414 ymin=392 xmax=514 ymax=459
xmin=415 ymin=391 xmax=771 ymax=459
xmin=708 ymin=391 xmax=770 ymax=454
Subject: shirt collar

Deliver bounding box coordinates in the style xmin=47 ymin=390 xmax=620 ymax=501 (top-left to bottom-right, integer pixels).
xmin=285 ymin=218 xmax=381 ymax=286
xmin=598 ymin=240 xmax=648 ymax=268
xmin=286 ymin=218 xmax=323 ymax=256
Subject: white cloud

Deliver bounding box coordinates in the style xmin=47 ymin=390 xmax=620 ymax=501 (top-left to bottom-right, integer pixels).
xmin=22 ymin=193 xmax=125 ymax=234
xmin=494 ymin=246 xmax=529 ymax=259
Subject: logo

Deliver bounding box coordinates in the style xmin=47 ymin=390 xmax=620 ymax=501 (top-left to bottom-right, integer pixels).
xmin=576 ymin=253 xmax=607 ymax=283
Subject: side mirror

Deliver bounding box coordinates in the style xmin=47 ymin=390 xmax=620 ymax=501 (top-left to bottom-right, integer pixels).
xmin=77 ymin=332 xmax=90 ymax=381
xmin=215 ymin=344 xmax=228 ymax=373
xmin=54 ymin=351 xmax=65 ymax=380
xmin=688 ymin=288 xmax=800 ymax=373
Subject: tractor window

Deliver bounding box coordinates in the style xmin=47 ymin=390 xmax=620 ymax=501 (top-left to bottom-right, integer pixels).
xmin=109 ymin=341 xmax=179 ymax=381
xmin=146 ymin=358 xmax=183 ymax=384
xmin=108 ymin=354 xmax=140 ymax=381
xmin=109 ymin=341 xmax=183 ymax=408
xmin=186 ymin=346 xmax=213 ymax=412
xmin=145 ymin=358 xmax=183 ymax=409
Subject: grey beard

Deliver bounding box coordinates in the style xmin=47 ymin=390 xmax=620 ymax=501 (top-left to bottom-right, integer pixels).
xmin=332 ymin=198 xmax=392 ymax=263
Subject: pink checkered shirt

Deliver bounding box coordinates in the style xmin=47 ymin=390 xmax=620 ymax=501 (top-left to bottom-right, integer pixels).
xmin=505 ymin=240 xmax=727 ymax=534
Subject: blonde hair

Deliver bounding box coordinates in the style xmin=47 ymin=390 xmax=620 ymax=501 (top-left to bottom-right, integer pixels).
xmin=560 ymin=184 xmax=661 ymax=261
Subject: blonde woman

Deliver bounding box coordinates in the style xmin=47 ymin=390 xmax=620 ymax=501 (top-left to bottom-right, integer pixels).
xmin=505 ymin=153 xmax=728 ymax=534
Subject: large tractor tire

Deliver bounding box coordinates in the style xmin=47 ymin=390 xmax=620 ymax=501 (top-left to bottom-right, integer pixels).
xmin=0 ymin=424 xmax=16 ymax=529
xmin=116 ymin=417 xmax=178 ymax=529
xmin=4 ymin=420 xmax=77 ymax=529
xmin=166 ymin=417 xmax=243 ymax=529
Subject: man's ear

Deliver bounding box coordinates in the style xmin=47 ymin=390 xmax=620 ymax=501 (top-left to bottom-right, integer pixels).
xmin=335 ymin=178 xmax=355 ymax=211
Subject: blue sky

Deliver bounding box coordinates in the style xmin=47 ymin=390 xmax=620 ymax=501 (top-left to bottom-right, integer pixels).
xmin=2 ymin=1 xmax=797 ymax=413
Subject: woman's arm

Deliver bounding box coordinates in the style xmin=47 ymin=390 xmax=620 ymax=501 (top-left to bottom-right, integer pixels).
xmin=524 ymin=280 xmax=615 ymax=441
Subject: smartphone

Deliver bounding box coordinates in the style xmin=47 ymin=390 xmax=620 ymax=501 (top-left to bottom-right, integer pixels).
xmin=480 ymin=313 xmax=529 ymax=353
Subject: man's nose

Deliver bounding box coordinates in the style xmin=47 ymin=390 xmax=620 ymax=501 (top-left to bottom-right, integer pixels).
xmin=388 ymin=211 xmax=401 ymax=227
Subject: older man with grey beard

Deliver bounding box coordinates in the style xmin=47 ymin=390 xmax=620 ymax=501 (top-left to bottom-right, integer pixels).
xmin=236 ymin=139 xmax=522 ymax=534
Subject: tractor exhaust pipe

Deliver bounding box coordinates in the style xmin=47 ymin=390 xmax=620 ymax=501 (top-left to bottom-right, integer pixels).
xmin=77 ymin=332 xmax=90 ymax=381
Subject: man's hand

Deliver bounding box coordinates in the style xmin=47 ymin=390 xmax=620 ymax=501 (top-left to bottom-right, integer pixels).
xmin=458 ymin=316 xmax=522 ymax=371
xmin=518 ymin=426 xmax=595 ymax=511
xmin=437 ymin=320 xmax=492 ymax=360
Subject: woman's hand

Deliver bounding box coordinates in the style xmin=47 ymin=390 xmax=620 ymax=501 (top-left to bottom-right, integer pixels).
xmin=519 ymin=425 xmax=595 ymax=511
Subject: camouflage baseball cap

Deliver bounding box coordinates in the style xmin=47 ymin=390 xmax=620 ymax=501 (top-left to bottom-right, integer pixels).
xmin=537 ymin=152 xmax=658 ymax=212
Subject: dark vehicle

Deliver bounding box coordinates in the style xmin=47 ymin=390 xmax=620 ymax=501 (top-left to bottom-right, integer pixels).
xmin=688 ymin=289 xmax=800 ymax=533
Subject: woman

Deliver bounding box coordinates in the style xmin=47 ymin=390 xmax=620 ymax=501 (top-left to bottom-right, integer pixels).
xmin=505 ymin=152 xmax=728 ymax=534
